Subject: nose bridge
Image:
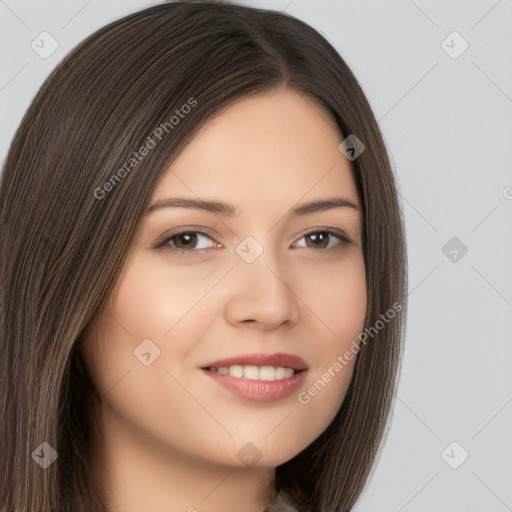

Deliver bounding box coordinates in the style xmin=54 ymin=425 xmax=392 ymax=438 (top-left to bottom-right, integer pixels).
xmin=225 ymin=234 xmax=301 ymax=329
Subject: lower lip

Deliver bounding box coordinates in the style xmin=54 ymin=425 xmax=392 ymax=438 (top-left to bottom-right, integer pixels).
xmin=202 ymin=369 xmax=307 ymax=402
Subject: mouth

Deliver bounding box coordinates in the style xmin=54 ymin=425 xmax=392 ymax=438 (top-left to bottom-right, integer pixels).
xmin=205 ymin=364 xmax=299 ymax=380
xmin=200 ymin=353 xmax=308 ymax=402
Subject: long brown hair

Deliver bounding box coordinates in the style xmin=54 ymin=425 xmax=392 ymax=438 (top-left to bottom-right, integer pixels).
xmin=0 ymin=1 xmax=407 ymax=510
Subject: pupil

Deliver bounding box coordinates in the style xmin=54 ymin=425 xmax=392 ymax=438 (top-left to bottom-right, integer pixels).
xmin=307 ymin=232 xmax=329 ymax=248
xmin=175 ymin=232 xmax=197 ymax=249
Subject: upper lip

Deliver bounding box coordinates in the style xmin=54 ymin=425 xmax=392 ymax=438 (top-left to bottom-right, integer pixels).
xmin=202 ymin=352 xmax=309 ymax=371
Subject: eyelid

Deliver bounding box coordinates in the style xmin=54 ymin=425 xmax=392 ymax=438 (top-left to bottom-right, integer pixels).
xmin=294 ymin=226 xmax=352 ymax=245
xmin=153 ymin=226 xmax=353 ymax=255
xmin=152 ymin=228 xmax=220 ymax=250
xmin=290 ymin=228 xmax=352 ymax=249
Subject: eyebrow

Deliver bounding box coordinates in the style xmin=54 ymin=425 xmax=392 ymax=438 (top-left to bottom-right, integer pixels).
xmin=146 ymin=196 xmax=359 ymax=217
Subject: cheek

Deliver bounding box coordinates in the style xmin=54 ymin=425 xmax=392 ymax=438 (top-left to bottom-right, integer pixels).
xmin=296 ymin=251 xmax=367 ymax=350
xmin=80 ymin=298 xmax=202 ymax=456
xmin=109 ymin=262 xmax=198 ymax=339
xmin=80 ymin=258 xmax=220 ymax=428
xmin=291 ymin=253 xmax=366 ymax=431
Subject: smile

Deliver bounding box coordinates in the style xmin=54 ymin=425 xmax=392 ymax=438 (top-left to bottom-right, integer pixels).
xmin=201 ymin=353 xmax=309 ymax=402
xmin=206 ymin=365 xmax=296 ymax=380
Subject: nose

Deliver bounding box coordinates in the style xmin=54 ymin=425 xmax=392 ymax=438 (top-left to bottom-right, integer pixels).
xmin=223 ymin=247 xmax=301 ymax=332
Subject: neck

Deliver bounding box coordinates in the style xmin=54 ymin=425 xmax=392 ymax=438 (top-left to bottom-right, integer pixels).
xmin=89 ymin=403 xmax=276 ymax=512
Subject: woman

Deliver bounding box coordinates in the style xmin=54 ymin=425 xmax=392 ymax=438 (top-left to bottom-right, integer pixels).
xmin=0 ymin=1 xmax=407 ymax=510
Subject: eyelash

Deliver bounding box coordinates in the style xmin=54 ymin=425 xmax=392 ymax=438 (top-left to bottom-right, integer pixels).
xmin=153 ymin=228 xmax=352 ymax=256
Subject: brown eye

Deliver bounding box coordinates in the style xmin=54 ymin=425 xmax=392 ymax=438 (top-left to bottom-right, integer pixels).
xmin=172 ymin=232 xmax=199 ymax=250
xmin=304 ymin=231 xmax=330 ymax=249
xmin=293 ymin=230 xmax=351 ymax=250
xmin=155 ymin=230 xmax=220 ymax=254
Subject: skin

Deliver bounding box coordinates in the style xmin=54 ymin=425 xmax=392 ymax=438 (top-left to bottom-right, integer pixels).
xmin=82 ymin=86 xmax=367 ymax=512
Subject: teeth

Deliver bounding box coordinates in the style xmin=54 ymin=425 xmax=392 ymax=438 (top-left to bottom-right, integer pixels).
xmin=229 ymin=365 xmax=243 ymax=378
xmin=259 ymin=366 xmax=275 ymax=381
xmin=211 ymin=365 xmax=297 ymax=381
xmin=243 ymin=365 xmax=259 ymax=379
xmin=275 ymin=366 xmax=286 ymax=380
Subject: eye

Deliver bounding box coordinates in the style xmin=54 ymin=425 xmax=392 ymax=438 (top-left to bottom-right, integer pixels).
xmin=154 ymin=228 xmax=352 ymax=256
xmin=291 ymin=229 xmax=352 ymax=250
xmin=154 ymin=230 xmax=221 ymax=255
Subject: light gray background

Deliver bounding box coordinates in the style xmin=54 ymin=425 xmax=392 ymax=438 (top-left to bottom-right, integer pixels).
xmin=1 ymin=1 xmax=511 ymax=510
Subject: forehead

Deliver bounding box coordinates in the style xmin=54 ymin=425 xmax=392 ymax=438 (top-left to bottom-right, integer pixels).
xmin=151 ymin=88 xmax=359 ymax=210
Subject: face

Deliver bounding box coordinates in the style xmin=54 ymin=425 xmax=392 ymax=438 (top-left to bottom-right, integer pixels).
xmin=82 ymin=87 xmax=366 ymax=469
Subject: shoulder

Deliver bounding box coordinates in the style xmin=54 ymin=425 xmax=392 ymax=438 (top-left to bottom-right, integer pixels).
xmin=266 ymin=489 xmax=301 ymax=512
